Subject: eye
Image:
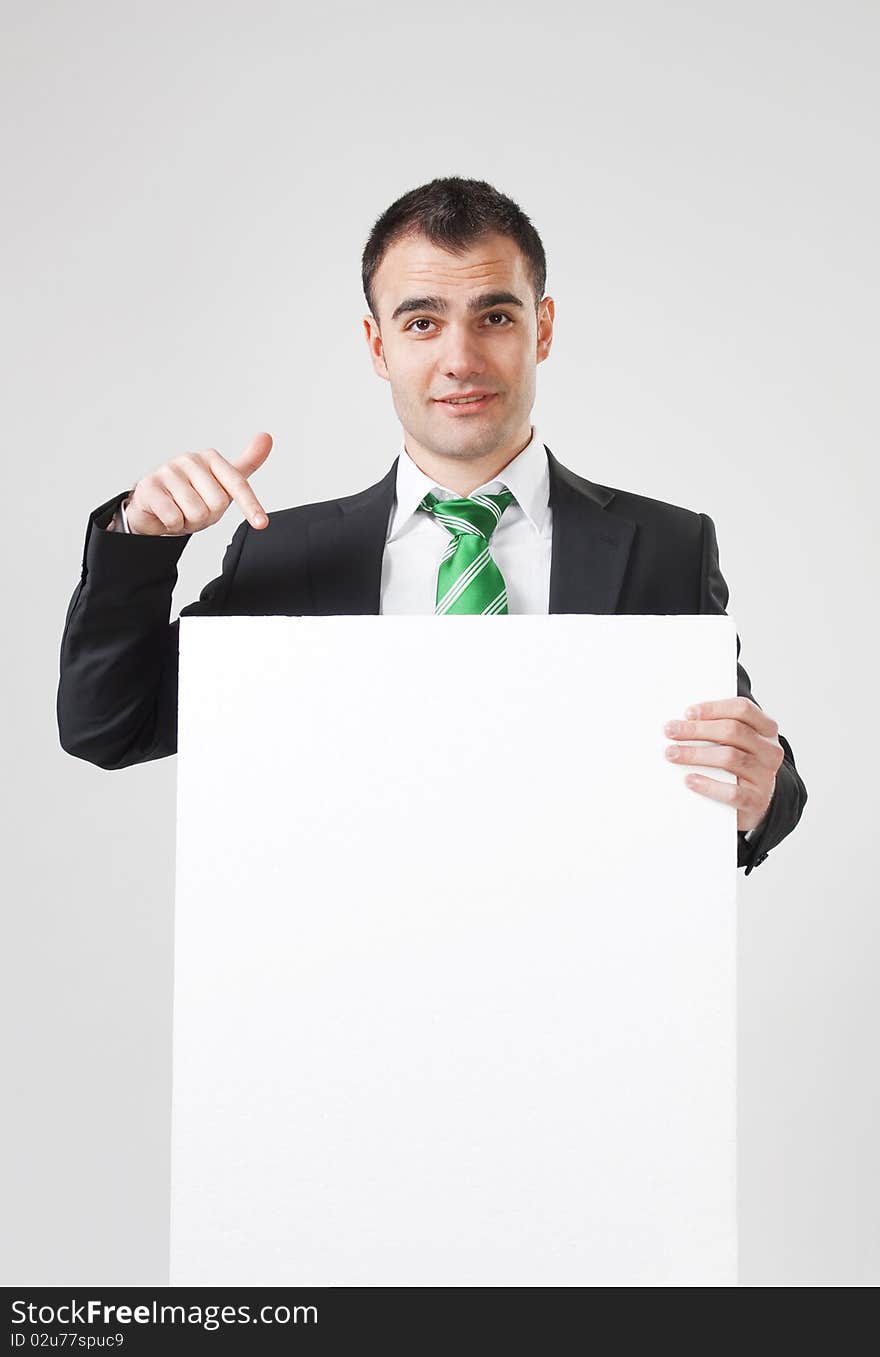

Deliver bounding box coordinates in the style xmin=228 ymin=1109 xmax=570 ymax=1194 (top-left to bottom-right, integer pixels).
xmin=404 ymin=311 xmax=514 ymax=333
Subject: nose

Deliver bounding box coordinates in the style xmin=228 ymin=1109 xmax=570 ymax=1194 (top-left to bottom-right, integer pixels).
xmin=438 ymin=323 xmax=487 ymax=382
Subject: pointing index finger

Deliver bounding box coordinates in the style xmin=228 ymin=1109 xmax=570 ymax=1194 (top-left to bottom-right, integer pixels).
xmin=208 ymin=450 xmax=268 ymax=528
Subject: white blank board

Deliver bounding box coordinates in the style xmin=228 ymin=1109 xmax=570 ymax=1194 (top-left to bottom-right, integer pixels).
xmin=171 ymin=615 xmax=738 ymax=1286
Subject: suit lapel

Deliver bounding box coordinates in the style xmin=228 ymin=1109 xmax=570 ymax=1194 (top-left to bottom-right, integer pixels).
xmin=305 ymin=460 xmax=398 ymax=615
xmin=305 ymin=445 xmax=636 ymax=616
xmin=545 ymin=448 xmax=636 ymax=615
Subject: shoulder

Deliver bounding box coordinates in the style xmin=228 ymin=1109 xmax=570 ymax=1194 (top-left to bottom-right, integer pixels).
xmin=552 ymin=456 xmax=709 ymax=543
xmin=260 ymin=462 xmax=398 ymax=531
xmin=605 ymin=484 xmax=708 ymax=544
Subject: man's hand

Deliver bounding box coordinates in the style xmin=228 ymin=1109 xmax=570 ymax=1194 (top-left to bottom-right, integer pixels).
xmin=663 ymin=696 xmax=785 ymax=833
xmin=123 ymin=432 xmax=273 ymax=536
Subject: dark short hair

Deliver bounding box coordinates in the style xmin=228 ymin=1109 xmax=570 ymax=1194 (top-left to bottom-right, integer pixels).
xmin=361 ymin=176 xmax=547 ymax=325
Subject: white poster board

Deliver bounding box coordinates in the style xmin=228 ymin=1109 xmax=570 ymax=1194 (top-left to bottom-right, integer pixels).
xmin=170 ymin=615 xmax=737 ymax=1286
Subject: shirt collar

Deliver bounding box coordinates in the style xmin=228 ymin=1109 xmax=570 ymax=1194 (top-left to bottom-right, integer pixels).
xmin=387 ymin=424 xmax=550 ymax=543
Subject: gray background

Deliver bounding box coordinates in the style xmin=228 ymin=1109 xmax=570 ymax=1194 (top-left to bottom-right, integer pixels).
xmin=3 ymin=0 xmax=877 ymax=1285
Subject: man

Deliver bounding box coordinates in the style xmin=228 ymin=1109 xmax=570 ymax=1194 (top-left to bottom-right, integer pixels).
xmin=57 ymin=176 xmax=806 ymax=875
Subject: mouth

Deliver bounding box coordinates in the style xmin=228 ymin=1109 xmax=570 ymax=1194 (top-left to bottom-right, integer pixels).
xmin=434 ymin=393 xmax=498 ymax=414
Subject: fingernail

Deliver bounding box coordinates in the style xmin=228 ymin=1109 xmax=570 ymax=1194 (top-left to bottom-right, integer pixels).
xmin=686 ymin=706 xmax=700 ymax=719
xmin=253 ymin=512 xmax=267 ymax=527
xmin=665 ymin=746 xmax=679 ymax=759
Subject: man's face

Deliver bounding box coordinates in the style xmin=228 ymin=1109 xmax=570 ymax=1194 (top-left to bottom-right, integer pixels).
xmin=363 ymin=231 xmax=554 ymax=464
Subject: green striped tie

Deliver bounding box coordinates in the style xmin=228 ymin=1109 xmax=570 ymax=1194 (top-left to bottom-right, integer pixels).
xmin=418 ymin=489 xmax=516 ymax=615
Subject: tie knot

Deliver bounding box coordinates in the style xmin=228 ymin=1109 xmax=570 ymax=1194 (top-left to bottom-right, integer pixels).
xmin=418 ymin=489 xmax=515 ymax=542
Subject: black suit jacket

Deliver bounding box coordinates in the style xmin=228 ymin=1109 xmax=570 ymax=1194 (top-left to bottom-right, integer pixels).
xmin=57 ymin=445 xmax=807 ymax=875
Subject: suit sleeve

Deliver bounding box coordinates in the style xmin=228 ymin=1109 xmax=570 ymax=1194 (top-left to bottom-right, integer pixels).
xmin=56 ymin=491 xmax=249 ymax=770
xmin=699 ymin=512 xmax=807 ymax=875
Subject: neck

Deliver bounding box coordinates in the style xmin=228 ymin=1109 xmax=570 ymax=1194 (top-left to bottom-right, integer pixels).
xmin=405 ymin=426 xmax=533 ymax=496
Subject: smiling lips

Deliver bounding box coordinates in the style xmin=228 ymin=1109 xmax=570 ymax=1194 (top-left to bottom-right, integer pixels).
xmin=435 ymin=392 xmax=498 ymax=413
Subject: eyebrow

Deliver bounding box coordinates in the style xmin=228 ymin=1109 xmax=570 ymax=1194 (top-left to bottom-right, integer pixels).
xmin=390 ymin=290 xmax=526 ymax=323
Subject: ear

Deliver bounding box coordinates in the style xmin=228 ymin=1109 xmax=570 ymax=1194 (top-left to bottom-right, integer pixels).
xmin=536 ymin=296 xmax=555 ymax=364
xmin=363 ymin=314 xmax=390 ymax=381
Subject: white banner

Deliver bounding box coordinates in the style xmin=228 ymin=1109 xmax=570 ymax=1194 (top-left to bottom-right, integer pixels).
xmin=171 ymin=615 xmax=737 ymax=1285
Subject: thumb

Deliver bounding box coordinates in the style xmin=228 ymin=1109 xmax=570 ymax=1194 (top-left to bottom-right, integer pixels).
xmin=230 ymin=431 xmax=273 ymax=479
